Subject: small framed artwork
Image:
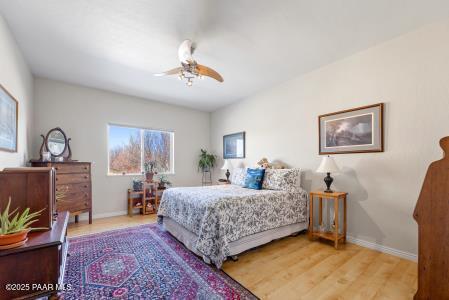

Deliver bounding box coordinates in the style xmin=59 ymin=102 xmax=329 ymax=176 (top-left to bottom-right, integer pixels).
xmin=319 ymin=103 xmax=384 ymax=154
xmin=223 ymin=132 xmax=245 ymax=159
xmin=0 ymin=84 xmax=18 ymax=152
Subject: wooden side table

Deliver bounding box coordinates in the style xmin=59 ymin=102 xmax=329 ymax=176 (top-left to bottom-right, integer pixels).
xmin=309 ymin=190 xmax=348 ymax=249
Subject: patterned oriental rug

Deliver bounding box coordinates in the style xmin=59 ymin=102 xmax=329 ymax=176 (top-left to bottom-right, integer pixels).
xmin=62 ymin=223 xmax=257 ymax=299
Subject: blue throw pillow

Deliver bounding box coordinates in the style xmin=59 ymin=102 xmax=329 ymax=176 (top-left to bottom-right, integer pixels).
xmin=244 ymin=168 xmax=266 ymax=190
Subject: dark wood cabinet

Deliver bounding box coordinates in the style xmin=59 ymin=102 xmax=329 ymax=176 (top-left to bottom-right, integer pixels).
xmin=31 ymin=161 xmax=92 ymax=224
xmin=0 ymin=211 xmax=69 ymax=300
xmin=0 ymin=167 xmax=56 ymax=229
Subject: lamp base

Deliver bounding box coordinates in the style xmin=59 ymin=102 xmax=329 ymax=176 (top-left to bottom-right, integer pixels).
xmin=225 ymin=169 xmax=230 ymax=183
xmin=323 ymin=172 xmax=334 ymax=193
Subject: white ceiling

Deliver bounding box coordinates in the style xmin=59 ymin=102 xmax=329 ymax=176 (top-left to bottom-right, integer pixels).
xmin=1 ymin=1 xmax=449 ymax=111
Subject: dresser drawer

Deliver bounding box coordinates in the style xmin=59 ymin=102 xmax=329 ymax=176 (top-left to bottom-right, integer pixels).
xmin=56 ymin=182 xmax=90 ymax=194
xmin=56 ymin=173 xmax=90 ymax=185
xmin=57 ymin=196 xmax=90 ymax=213
xmin=53 ymin=163 xmax=90 ymax=174
xmin=56 ymin=183 xmax=91 ymax=213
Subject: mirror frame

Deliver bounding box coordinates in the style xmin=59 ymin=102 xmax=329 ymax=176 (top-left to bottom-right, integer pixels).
xmin=45 ymin=128 xmax=68 ymax=157
xmin=38 ymin=127 xmax=72 ymax=161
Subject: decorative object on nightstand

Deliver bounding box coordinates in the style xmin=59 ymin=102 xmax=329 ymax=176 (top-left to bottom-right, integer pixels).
xmin=221 ymin=159 xmax=231 ymax=182
xmin=316 ymin=155 xmax=340 ymax=193
xmin=309 ymin=190 xmax=348 ymax=249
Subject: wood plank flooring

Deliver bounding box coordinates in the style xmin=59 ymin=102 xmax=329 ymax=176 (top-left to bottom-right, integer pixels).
xmin=67 ymin=215 xmax=417 ymax=299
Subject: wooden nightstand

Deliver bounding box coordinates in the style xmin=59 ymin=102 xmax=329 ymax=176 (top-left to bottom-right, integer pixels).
xmin=217 ymin=180 xmax=231 ymax=185
xmin=309 ymin=190 xmax=348 ymax=249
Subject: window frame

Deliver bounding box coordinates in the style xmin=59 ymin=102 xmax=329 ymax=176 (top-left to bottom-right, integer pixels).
xmin=107 ymin=123 xmax=175 ymax=176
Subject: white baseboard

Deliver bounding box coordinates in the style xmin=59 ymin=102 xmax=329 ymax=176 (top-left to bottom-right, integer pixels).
xmin=347 ymin=235 xmax=417 ymax=262
xmin=73 ymin=210 xmax=128 ymax=222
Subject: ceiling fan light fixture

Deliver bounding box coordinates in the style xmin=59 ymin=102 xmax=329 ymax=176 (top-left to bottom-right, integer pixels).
xmin=154 ymin=39 xmax=223 ymax=86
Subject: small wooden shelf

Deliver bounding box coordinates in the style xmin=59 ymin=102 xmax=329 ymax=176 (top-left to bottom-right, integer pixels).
xmin=127 ymin=183 xmax=164 ymax=217
xmin=312 ymin=231 xmax=345 ymax=241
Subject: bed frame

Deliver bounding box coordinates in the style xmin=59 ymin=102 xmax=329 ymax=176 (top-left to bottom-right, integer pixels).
xmin=163 ymin=216 xmax=308 ymax=264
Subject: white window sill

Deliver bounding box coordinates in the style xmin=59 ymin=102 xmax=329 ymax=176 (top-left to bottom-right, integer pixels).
xmin=107 ymin=173 xmax=175 ymax=177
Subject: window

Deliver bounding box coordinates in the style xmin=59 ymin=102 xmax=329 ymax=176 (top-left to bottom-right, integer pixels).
xmin=108 ymin=124 xmax=174 ymax=175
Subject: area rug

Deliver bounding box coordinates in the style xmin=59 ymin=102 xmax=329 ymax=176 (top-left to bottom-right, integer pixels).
xmin=62 ymin=223 xmax=257 ymax=299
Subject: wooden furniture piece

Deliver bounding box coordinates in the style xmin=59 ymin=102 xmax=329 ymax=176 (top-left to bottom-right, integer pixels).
xmin=0 ymin=211 xmax=69 ymax=300
xmin=0 ymin=167 xmax=56 ymax=229
xmin=413 ymin=136 xmax=449 ymax=299
xmin=309 ymin=190 xmax=347 ymax=249
xmin=217 ymin=180 xmax=231 ymax=185
xmin=128 ymin=189 xmax=145 ymax=216
xmin=128 ymin=183 xmax=164 ymax=217
xmin=31 ymin=161 xmax=92 ymax=224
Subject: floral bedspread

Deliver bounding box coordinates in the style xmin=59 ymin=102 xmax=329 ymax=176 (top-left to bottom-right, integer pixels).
xmin=157 ymin=184 xmax=308 ymax=268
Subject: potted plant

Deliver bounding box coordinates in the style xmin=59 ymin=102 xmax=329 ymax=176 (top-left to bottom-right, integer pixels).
xmin=144 ymin=161 xmax=157 ymax=182
xmin=0 ymin=198 xmax=46 ymax=249
xmin=132 ymin=179 xmax=144 ymax=191
xmin=156 ymin=174 xmax=172 ymax=190
xmin=198 ymin=149 xmax=217 ymax=172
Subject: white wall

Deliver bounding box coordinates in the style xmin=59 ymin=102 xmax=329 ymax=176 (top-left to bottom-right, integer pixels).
xmin=0 ymin=15 xmax=33 ymax=169
xmin=211 ymin=19 xmax=449 ymax=258
xmin=34 ymin=78 xmax=210 ymax=218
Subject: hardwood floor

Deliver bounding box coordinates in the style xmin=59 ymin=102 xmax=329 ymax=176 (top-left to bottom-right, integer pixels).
xmin=67 ymin=215 xmax=417 ymax=299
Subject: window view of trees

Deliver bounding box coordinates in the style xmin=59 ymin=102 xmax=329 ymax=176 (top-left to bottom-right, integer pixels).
xmin=144 ymin=131 xmax=171 ymax=173
xmin=108 ymin=125 xmax=173 ymax=175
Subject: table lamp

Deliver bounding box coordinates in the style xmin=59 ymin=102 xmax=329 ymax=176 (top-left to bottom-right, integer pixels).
xmin=316 ymin=155 xmax=340 ymax=193
xmin=221 ymin=160 xmax=231 ymax=182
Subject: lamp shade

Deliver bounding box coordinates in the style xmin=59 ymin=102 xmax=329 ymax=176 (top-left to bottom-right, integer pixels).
xmin=316 ymin=156 xmax=340 ymax=173
xmin=221 ymin=159 xmax=230 ymax=170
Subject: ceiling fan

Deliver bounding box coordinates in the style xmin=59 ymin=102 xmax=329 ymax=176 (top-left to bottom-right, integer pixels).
xmin=154 ymin=39 xmax=224 ymax=86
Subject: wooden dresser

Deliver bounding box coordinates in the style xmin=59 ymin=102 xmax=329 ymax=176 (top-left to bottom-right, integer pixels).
xmin=31 ymin=161 xmax=92 ymax=224
xmin=0 ymin=212 xmax=69 ymax=299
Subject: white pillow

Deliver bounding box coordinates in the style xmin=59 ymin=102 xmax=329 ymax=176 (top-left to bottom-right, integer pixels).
xmin=230 ymin=168 xmax=246 ymax=186
xmin=262 ymin=168 xmax=301 ymax=192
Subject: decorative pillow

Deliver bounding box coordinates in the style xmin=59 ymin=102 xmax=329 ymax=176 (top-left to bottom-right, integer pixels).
xmin=262 ymin=168 xmax=301 ymax=192
xmin=230 ymin=168 xmax=246 ymax=186
xmin=244 ymin=168 xmax=266 ymax=190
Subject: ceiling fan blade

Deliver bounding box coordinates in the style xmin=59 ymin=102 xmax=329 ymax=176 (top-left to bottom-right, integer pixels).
xmin=196 ymin=64 xmax=224 ymax=82
xmin=154 ymin=67 xmax=182 ymax=77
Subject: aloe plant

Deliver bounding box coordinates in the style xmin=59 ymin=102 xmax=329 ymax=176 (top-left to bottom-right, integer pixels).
xmin=0 ymin=198 xmax=46 ymax=235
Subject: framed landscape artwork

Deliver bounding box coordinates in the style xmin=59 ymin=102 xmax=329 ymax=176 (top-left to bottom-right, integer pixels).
xmin=319 ymin=103 xmax=384 ymax=154
xmin=0 ymin=84 xmax=18 ymax=152
xmin=223 ymin=132 xmax=245 ymax=159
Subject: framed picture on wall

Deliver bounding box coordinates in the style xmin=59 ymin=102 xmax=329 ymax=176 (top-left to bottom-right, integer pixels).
xmin=223 ymin=132 xmax=245 ymax=159
xmin=0 ymin=84 xmax=18 ymax=152
xmin=319 ymin=103 xmax=384 ymax=154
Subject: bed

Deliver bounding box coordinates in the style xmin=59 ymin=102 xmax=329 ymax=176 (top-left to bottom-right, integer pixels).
xmin=157 ymin=169 xmax=308 ymax=268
